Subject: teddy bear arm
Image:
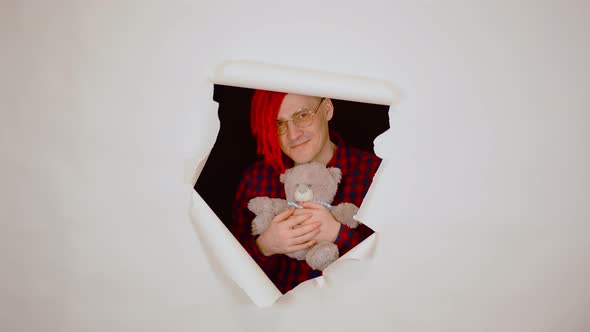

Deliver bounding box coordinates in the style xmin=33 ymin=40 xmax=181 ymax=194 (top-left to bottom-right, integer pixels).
xmin=251 ymin=211 xmax=276 ymax=236
xmin=331 ymin=202 xmax=361 ymax=228
xmin=248 ymin=197 xmax=288 ymax=214
xmin=248 ymin=197 xmax=274 ymax=215
xmin=270 ymin=198 xmax=289 ymax=213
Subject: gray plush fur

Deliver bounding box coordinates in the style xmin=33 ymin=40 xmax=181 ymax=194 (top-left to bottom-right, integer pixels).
xmin=247 ymin=162 xmax=361 ymax=271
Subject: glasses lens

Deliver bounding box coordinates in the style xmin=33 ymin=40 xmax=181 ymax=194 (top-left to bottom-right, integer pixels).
xmin=293 ymin=111 xmax=314 ymax=128
xmin=277 ymin=121 xmax=288 ymax=135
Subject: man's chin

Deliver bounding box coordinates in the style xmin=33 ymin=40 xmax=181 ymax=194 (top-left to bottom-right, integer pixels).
xmin=289 ymin=154 xmax=312 ymax=165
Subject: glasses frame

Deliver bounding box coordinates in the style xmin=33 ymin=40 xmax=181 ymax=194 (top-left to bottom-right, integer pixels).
xmin=277 ymin=98 xmax=325 ymax=135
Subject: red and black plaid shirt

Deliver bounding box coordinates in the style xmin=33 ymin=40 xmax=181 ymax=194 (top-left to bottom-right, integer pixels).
xmin=230 ymin=132 xmax=381 ymax=294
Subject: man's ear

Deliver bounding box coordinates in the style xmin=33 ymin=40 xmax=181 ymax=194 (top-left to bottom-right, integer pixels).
xmin=324 ymin=98 xmax=334 ymax=121
xmin=328 ymin=167 xmax=342 ymax=184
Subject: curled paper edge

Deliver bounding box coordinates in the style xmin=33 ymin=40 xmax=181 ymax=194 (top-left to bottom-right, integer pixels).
xmin=190 ymin=190 xmax=282 ymax=307
xmin=213 ymin=60 xmax=401 ymax=106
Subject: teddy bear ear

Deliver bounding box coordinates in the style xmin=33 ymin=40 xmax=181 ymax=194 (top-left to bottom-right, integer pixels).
xmin=328 ymin=167 xmax=342 ymax=184
xmin=279 ymin=172 xmax=287 ymax=183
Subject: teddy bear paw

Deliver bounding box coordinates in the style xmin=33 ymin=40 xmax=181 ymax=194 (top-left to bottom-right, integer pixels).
xmin=332 ymin=202 xmax=360 ymax=228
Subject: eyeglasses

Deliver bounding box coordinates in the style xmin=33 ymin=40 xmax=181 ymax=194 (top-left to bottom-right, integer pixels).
xmin=277 ymin=98 xmax=324 ymax=135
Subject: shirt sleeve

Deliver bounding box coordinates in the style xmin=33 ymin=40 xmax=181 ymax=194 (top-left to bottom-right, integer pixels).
xmin=333 ymin=223 xmax=374 ymax=256
xmin=230 ymin=168 xmax=279 ymax=274
xmin=332 ymin=152 xmax=379 ymax=255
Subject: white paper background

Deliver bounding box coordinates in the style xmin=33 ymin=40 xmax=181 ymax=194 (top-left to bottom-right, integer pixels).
xmin=2 ymin=1 xmax=589 ymax=331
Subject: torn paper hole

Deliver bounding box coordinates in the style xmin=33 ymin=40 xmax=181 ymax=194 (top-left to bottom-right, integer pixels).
xmin=189 ymin=61 xmax=399 ymax=307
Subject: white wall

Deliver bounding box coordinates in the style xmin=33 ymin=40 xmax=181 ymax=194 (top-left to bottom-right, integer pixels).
xmin=1 ymin=1 xmax=589 ymax=331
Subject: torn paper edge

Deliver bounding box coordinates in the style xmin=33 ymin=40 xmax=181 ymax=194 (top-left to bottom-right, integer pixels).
xmin=190 ymin=190 xmax=282 ymax=307
xmin=187 ymin=60 xmax=398 ymax=307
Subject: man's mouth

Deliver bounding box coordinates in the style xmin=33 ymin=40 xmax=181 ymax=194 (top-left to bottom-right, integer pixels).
xmin=290 ymin=139 xmax=309 ymax=149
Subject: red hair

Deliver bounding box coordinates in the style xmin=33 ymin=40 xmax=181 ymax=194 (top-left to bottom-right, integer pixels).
xmin=250 ymin=89 xmax=287 ymax=173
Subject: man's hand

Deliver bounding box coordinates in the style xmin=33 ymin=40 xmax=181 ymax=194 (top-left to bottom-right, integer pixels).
xmin=256 ymin=206 xmax=321 ymax=256
xmin=293 ymin=202 xmax=342 ymax=243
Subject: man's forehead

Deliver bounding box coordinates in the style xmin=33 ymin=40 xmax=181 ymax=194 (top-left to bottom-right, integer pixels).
xmin=277 ymin=94 xmax=322 ymax=118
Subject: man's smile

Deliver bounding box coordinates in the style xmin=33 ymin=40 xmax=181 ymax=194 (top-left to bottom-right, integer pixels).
xmin=289 ymin=139 xmax=310 ymax=150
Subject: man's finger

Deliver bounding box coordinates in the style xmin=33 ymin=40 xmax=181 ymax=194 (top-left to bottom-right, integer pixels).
xmin=293 ymin=207 xmax=316 ymax=216
xmin=289 ymin=228 xmax=320 ymax=245
xmin=299 ymin=218 xmax=323 ymax=226
xmin=284 ymin=213 xmax=312 ymax=228
xmin=287 ymin=239 xmax=317 ymax=252
xmin=293 ymin=220 xmax=316 ymax=229
xmin=289 ymin=222 xmax=320 ymax=237
xmin=272 ymin=206 xmax=296 ymax=222
xmin=299 ymin=201 xmax=326 ymax=210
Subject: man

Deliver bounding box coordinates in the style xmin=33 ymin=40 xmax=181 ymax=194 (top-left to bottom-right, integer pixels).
xmin=231 ymin=90 xmax=381 ymax=294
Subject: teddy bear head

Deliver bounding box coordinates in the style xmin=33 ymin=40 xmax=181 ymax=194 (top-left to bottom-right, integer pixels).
xmin=279 ymin=162 xmax=342 ymax=204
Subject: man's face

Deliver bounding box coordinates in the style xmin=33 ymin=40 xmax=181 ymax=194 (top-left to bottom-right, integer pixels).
xmin=277 ymin=94 xmax=333 ymax=165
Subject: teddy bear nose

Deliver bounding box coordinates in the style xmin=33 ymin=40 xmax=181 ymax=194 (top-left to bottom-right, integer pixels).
xmin=294 ymin=184 xmax=313 ymax=202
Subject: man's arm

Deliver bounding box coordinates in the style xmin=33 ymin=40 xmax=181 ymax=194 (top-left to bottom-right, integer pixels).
xmin=330 ymin=149 xmax=379 ymax=255
xmin=296 ymin=202 xmax=374 ymax=256
xmin=230 ymin=172 xmax=280 ymax=273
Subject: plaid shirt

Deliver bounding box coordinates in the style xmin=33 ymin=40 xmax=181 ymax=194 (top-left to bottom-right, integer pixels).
xmin=230 ymin=132 xmax=381 ymax=294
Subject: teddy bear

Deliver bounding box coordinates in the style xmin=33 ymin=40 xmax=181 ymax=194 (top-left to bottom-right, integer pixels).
xmin=247 ymin=162 xmax=360 ymax=271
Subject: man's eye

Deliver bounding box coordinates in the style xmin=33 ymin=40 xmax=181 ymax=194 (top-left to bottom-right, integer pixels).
xmin=296 ymin=112 xmax=310 ymax=120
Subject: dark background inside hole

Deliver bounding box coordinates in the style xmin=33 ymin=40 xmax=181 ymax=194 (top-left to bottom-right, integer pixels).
xmin=195 ymin=84 xmax=390 ymax=227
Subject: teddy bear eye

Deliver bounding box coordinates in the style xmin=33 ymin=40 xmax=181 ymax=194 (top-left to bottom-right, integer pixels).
xmin=307 ymin=184 xmax=312 ymax=188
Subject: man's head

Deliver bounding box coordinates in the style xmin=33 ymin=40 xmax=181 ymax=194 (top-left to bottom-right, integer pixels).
xmin=250 ymin=90 xmax=335 ymax=173
xmin=277 ymin=94 xmax=334 ymax=166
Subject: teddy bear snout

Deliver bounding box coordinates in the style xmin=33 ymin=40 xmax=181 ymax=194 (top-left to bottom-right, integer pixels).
xmin=294 ymin=184 xmax=313 ymax=202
